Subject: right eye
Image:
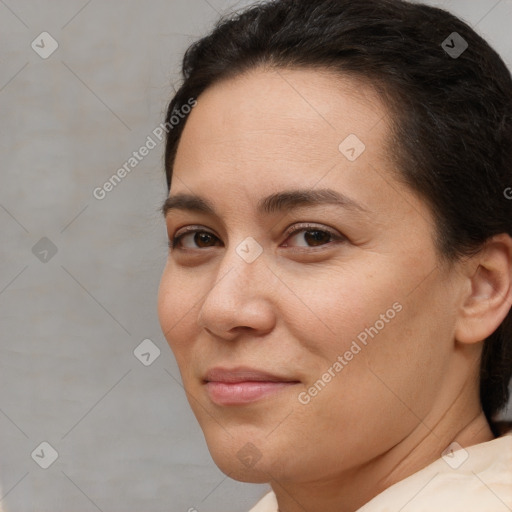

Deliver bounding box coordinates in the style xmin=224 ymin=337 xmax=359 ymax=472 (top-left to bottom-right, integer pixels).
xmin=169 ymin=227 xmax=222 ymax=250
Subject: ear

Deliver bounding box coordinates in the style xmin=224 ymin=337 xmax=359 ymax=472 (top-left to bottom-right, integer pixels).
xmin=455 ymin=233 xmax=512 ymax=344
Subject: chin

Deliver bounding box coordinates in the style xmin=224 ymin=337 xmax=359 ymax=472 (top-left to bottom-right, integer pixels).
xmin=201 ymin=427 xmax=275 ymax=483
xmin=209 ymin=447 xmax=273 ymax=483
xmin=217 ymin=461 xmax=272 ymax=483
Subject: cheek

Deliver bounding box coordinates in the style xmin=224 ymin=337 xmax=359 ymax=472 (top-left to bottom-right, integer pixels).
xmin=310 ymin=269 xmax=450 ymax=413
xmin=157 ymin=265 xmax=200 ymax=359
xmin=278 ymin=270 xmax=450 ymax=468
xmin=284 ymin=253 xmax=451 ymax=408
xmin=277 ymin=260 xmax=400 ymax=361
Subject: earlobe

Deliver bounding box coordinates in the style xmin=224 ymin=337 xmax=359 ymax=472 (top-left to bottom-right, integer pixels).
xmin=455 ymin=234 xmax=512 ymax=345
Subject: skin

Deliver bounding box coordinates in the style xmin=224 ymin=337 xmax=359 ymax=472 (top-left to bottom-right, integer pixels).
xmin=157 ymin=67 xmax=512 ymax=512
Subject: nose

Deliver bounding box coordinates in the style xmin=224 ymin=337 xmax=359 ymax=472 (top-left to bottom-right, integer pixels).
xmin=197 ymin=244 xmax=277 ymax=340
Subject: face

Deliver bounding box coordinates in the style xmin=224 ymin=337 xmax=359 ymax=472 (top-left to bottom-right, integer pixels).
xmin=158 ymin=68 xmax=462 ymax=484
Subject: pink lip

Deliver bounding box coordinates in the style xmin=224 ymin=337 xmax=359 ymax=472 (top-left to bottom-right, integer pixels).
xmin=204 ymin=367 xmax=300 ymax=406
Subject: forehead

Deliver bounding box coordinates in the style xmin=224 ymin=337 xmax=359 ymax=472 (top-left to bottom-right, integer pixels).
xmin=176 ymin=67 xmax=388 ymax=157
xmin=171 ymin=67 xmax=395 ymax=212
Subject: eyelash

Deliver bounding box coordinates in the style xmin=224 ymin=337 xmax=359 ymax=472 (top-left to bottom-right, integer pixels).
xmin=168 ymin=223 xmax=346 ymax=251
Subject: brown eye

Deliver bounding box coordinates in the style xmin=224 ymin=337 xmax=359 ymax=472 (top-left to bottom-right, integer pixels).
xmin=170 ymin=229 xmax=221 ymax=250
xmin=194 ymin=232 xmax=217 ymax=248
xmin=283 ymin=225 xmax=344 ymax=248
xmin=303 ymin=230 xmax=332 ymax=246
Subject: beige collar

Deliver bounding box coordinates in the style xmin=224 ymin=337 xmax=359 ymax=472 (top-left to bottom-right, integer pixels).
xmin=249 ymin=432 xmax=512 ymax=512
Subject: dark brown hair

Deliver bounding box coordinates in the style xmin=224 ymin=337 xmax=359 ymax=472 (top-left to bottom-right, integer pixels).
xmin=163 ymin=0 xmax=512 ymax=433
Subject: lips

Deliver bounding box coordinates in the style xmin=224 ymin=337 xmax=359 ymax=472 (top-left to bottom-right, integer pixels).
xmin=203 ymin=366 xmax=300 ymax=405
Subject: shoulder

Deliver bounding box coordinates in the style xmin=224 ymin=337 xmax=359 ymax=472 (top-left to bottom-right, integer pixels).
xmin=248 ymin=490 xmax=278 ymax=512
xmin=247 ymin=433 xmax=512 ymax=512
xmin=358 ymin=432 xmax=512 ymax=512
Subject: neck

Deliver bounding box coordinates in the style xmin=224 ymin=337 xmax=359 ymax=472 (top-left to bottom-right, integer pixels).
xmin=271 ymin=405 xmax=494 ymax=512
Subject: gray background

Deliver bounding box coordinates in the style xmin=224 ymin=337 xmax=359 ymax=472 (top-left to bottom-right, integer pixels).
xmin=1 ymin=1 xmax=511 ymax=511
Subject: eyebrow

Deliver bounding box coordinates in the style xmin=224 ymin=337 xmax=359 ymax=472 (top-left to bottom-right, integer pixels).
xmin=161 ymin=188 xmax=369 ymax=218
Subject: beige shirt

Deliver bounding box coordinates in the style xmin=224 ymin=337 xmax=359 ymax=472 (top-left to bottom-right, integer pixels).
xmin=249 ymin=432 xmax=512 ymax=512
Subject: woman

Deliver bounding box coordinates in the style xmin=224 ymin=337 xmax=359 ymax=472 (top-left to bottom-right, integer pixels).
xmin=157 ymin=0 xmax=512 ymax=510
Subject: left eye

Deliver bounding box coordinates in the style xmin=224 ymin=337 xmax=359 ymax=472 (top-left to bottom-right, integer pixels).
xmin=283 ymin=226 xmax=344 ymax=248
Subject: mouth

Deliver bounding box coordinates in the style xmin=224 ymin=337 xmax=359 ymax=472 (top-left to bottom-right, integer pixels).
xmin=203 ymin=366 xmax=301 ymax=406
